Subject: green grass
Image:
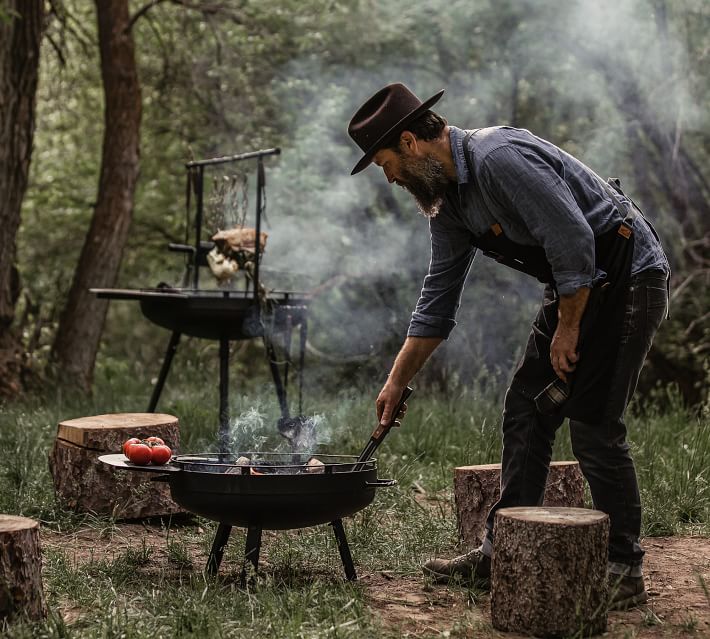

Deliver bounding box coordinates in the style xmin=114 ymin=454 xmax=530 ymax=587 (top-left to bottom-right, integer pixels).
xmin=1 ymin=372 xmax=709 ymax=637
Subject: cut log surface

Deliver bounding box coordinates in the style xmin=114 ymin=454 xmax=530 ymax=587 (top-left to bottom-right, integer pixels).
xmin=48 ymin=413 xmax=182 ymax=519
xmin=491 ymin=507 xmax=609 ymax=637
xmin=454 ymin=461 xmax=585 ymax=549
xmin=57 ymin=412 xmax=179 ymax=450
xmin=0 ymin=515 xmax=46 ymax=621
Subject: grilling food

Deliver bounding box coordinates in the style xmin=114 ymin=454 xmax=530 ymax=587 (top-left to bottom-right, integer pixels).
xmin=150 ymin=444 xmax=172 ymax=465
xmin=207 ymin=247 xmax=240 ymax=281
xmin=207 ymin=226 xmax=268 ymax=282
xmin=122 ymin=437 xmax=141 ymax=456
xmin=211 ymin=227 xmax=268 ymax=254
xmin=305 ymin=457 xmax=325 ymax=473
xmin=122 ymin=438 xmax=172 ymax=465
xmin=225 ymin=456 xmax=251 ymax=474
xmin=126 ymin=442 xmax=152 ymax=466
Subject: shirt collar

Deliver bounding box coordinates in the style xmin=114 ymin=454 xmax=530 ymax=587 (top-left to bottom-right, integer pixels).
xmin=448 ymin=125 xmax=470 ymax=185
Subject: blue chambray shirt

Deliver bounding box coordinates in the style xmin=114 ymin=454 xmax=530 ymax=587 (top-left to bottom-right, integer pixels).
xmin=408 ymin=125 xmax=669 ymax=339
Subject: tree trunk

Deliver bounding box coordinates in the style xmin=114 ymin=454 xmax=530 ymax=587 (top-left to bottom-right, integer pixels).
xmin=51 ymin=0 xmax=141 ymax=390
xmin=0 ymin=515 xmax=46 ymax=622
xmin=454 ymin=461 xmax=585 ymax=550
xmin=0 ymin=1 xmax=44 ymax=398
xmin=48 ymin=413 xmax=182 ymax=518
xmin=491 ymin=507 xmax=609 ymax=637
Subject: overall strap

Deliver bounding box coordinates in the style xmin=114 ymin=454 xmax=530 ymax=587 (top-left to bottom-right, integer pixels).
xmin=600 ymin=177 xmax=638 ymax=232
xmin=603 ymin=177 xmax=663 ymax=244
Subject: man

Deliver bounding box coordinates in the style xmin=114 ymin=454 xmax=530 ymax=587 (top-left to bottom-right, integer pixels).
xmin=347 ymin=83 xmax=669 ymax=610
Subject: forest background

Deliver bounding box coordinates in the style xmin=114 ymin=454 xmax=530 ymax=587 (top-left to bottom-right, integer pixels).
xmin=1 ymin=0 xmax=708 ymax=412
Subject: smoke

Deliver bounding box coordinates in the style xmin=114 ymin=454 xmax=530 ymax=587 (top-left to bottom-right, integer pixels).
xmin=227 ymin=404 xmax=332 ymax=455
xmin=226 ymin=406 xmax=268 ymax=452
xmin=254 ymin=60 xmax=540 ymax=377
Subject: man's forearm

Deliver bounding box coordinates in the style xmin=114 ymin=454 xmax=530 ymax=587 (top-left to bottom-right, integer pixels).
xmin=389 ymin=336 xmax=443 ymax=386
xmin=376 ymin=335 xmax=443 ymax=424
xmin=557 ymin=287 xmax=590 ymax=329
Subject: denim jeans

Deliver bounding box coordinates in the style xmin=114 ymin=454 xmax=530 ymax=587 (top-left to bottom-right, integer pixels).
xmin=483 ymin=269 xmax=669 ymax=567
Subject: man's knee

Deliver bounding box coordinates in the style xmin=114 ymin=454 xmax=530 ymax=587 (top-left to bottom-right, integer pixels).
xmin=502 ymin=385 xmax=562 ymax=446
xmin=570 ymin=419 xmax=631 ymax=461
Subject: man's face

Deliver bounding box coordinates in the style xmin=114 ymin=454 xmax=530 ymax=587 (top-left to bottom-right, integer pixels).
xmin=373 ymin=142 xmax=449 ymax=218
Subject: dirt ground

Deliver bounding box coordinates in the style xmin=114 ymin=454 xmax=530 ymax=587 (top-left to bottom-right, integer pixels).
xmin=362 ymin=537 xmax=710 ymax=638
xmin=41 ymin=525 xmax=710 ymax=638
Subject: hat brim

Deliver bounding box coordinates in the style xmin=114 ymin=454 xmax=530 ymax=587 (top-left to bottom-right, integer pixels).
xmin=350 ymin=89 xmax=445 ymax=175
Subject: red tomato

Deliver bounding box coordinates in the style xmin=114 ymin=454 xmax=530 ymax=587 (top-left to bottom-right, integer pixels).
xmin=150 ymin=444 xmax=172 ymax=465
xmin=144 ymin=436 xmax=165 ymax=446
xmin=122 ymin=438 xmax=141 ymax=456
xmin=126 ymin=442 xmax=152 ymax=466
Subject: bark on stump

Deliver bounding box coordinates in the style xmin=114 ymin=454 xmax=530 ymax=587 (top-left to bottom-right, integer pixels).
xmin=491 ymin=507 xmax=609 ymax=638
xmin=0 ymin=515 xmax=46 ymax=621
xmin=48 ymin=413 xmax=182 ymax=519
xmin=455 ymin=461 xmax=585 ymax=549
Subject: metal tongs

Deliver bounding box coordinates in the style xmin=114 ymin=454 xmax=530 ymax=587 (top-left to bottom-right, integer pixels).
xmin=356 ymin=386 xmax=413 ymax=470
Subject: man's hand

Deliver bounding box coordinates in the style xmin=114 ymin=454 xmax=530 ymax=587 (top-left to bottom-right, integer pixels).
xmin=551 ymin=286 xmax=590 ymax=383
xmin=550 ymin=325 xmax=580 ymax=382
xmin=376 ymin=382 xmax=408 ymax=426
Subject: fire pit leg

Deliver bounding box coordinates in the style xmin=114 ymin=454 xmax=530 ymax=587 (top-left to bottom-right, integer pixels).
xmin=240 ymin=525 xmax=262 ymax=587
xmin=331 ymin=519 xmax=357 ymax=581
xmin=147 ymin=331 xmax=181 ymax=412
xmin=206 ymin=523 xmax=232 ymax=576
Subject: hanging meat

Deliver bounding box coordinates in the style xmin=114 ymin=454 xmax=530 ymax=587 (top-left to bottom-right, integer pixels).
xmin=207 ymin=227 xmax=268 ymax=282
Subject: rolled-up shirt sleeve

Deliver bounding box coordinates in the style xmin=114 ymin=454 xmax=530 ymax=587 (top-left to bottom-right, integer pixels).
xmin=479 ymin=146 xmax=595 ymax=295
xmin=407 ymin=217 xmax=476 ymax=339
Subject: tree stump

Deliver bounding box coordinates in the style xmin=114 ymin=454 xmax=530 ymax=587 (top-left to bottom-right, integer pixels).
xmin=48 ymin=413 xmax=182 ymax=519
xmin=491 ymin=507 xmax=609 ymax=637
xmin=455 ymin=461 xmax=585 ymax=549
xmin=0 ymin=515 xmax=46 ymax=621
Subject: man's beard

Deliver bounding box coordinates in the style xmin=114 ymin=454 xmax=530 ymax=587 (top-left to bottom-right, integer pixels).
xmin=397 ymin=153 xmax=451 ymax=218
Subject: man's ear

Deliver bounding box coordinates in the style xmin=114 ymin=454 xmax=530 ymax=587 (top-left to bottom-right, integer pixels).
xmin=399 ymin=130 xmax=417 ymax=153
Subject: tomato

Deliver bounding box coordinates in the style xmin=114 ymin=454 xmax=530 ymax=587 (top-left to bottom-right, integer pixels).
xmin=122 ymin=438 xmax=141 ymax=456
xmin=126 ymin=442 xmax=152 ymax=466
xmin=144 ymin=436 xmax=165 ymax=446
xmin=150 ymin=444 xmax=172 ymax=465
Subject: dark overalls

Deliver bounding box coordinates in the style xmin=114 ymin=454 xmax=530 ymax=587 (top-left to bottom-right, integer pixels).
xmin=461 ymin=132 xmax=668 ymax=571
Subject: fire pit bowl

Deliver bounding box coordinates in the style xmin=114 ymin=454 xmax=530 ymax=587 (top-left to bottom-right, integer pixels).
xmin=99 ymin=452 xmax=392 ymax=529
xmin=92 ymin=288 xmax=308 ymax=341
xmin=99 ymin=451 xmax=395 ymax=582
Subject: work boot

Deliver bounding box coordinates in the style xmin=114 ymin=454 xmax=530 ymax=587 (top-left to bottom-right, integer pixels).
xmin=422 ymin=546 xmax=491 ymax=587
xmin=608 ymin=573 xmax=649 ymax=610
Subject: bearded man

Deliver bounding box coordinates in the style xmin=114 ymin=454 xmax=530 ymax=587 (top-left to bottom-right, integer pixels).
xmin=347 ymin=83 xmax=669 ymax=610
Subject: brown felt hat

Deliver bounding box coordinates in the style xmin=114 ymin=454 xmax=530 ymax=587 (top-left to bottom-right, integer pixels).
xmin=348 ymin=83 xmax=445 ymax=175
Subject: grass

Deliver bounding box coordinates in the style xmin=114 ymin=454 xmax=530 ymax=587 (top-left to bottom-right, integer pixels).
xmin=0 ymin=370 xmax=709 ymax=637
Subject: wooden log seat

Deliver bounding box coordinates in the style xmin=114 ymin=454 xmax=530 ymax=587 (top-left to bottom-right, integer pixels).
xmin=454 ymin=461 xmax=585 ymax=549
xmin=491 ymin=507 xmax=609 ymax=637
xmin=48 ymin=413 xmax=182 ymax=519
xmin=0 ymin=515 xmax=46 ymax=622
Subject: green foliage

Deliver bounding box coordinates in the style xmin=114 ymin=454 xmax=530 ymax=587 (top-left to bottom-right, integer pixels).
xmin=12 ymin=0 xmax=710 ymax=400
